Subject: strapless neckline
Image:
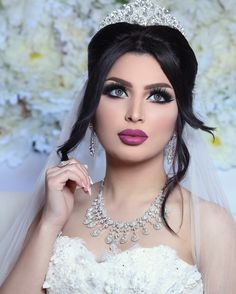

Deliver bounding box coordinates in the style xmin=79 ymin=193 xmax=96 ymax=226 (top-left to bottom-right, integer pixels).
xmin=43 ymin=231 xmax=203 ymax=293
xmin=57 ymin=231 xmax=197 ymax=268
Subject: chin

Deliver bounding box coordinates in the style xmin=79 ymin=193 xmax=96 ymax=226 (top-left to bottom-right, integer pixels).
xmin=106 ymin=148 xmax=160 ymax=165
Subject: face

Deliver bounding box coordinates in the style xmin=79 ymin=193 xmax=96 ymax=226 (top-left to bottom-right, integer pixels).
xmin=94 ymin=52 xmax=178 ymax=163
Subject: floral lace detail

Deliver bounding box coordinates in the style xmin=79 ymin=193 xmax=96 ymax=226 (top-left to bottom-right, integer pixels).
xmin=43 ymin=234 xmax=203 ymax=294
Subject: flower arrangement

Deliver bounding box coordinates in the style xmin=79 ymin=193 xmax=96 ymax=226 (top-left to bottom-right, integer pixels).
xmin=0 ymin=0 xmax=235 ymax=169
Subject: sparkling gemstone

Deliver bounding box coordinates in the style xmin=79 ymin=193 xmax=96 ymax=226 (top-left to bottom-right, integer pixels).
xmin=108 ymin=219 xmax=113 ymax=225
xmin=91 ymin=229 xmax=100 ymax=237
xmin=139 ymin=221 xmax=144 ymax=226
xmin=153 ymin=223 xmax=162 ymax=230
xmin=120 ymin=235 xmax=128 ymax=244
xmin=105 ymin=235 xmax=113 ymax=244
xmin=117 ymin=223 xmax=123 ymax=229
xmin=142 ymin=227 xmax=150 ymax=235
xmin=83 ymin=218 xmax=92 ymax=225
xmin=114 ymin=233 xmax=119 ymax=239
xmin=87 ymin=222 xmax=96 ymax=228
xmin=131 ymin=233 xmax=139 ymax=242
xmin=99 ymin=0 xmax=185 ymax=36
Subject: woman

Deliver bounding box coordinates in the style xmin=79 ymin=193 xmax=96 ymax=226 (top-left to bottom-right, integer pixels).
xmin=0 ymin=1 xmax=235 ymax=293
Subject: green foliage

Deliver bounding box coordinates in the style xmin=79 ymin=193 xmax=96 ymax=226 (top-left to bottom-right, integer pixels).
xmin=115 ymin=0 xmax=129 ymax=4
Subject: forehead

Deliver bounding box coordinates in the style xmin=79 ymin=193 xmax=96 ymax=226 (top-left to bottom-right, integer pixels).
xmin=106 ymin=52 xmax=171 ymax=86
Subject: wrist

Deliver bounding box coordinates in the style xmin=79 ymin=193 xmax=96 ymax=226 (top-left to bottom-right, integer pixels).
xmin=38 ymin=217 xmax=63 ymax=237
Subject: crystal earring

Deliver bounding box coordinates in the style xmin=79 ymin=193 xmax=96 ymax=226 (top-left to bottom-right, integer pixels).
xmin=89 ymin=123 xmax=96 ymax=157
xmin=166 ymin=133 xmax=177 ymax=165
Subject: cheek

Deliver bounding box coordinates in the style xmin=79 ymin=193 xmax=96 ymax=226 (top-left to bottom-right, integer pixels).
xmin=151 ymin=104 xmax=178 ymax=133
xmin=94 ymin=97 xmax=120 ymax=132
xmin=157 ymin=112 xmax=177 ymax=130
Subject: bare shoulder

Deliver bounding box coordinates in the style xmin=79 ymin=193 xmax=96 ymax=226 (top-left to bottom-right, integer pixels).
xmin=176 ymin=186 xmax=235 ymax=224
xmin=194 ymin=197 xmax=236 ymax=237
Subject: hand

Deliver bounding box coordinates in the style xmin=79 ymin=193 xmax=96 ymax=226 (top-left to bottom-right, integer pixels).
xmin=41 ymin=158 xmax=93 ymax=228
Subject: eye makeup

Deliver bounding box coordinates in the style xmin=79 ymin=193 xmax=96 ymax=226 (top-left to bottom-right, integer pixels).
xmin=102 ymin=82 xmax=127 ymax=98
xmin=148 ymin=87 xmax=174 ymax=104
xmin=102 ymin=82 xmax=174 ymax=103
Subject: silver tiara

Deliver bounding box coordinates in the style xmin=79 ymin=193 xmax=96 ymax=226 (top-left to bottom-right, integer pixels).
xmin=99 ymin=0 xmax=185 ymax=36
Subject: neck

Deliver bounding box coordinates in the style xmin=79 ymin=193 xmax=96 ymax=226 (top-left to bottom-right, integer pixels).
xmin=103 ymin=154 xmax=167 ymax=207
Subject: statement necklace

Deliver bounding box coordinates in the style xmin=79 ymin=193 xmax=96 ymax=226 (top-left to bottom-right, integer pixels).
xmin=83 ymin=180 xmax=168 ymax=245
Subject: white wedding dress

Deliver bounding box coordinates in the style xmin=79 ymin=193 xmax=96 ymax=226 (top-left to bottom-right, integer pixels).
xmin=42 ymin=232 xmax=203 ymax=293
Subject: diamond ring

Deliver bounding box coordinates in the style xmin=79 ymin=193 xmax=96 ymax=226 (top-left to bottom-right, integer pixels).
xmin=58 ymin=160 xmax=70 ymax=167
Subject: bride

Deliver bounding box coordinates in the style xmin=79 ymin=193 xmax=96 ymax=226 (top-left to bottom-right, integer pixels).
xmin=0 ymin=1 xmax=235 ymax=293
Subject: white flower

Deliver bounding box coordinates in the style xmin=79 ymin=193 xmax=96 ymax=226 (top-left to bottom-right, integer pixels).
xmin=203 ymin=117 xmax=236 ymax=169
xmin=4 ymin=28 xmax=61 ymax=74
xmin=0 ymin=14 xmax=7 ymax=50
xmin=0 ymin=0 xmax=235 ymax=169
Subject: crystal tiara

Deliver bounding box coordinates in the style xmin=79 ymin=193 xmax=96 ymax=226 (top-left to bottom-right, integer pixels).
xmin=99 ymin=0 xmax=185 ymax=36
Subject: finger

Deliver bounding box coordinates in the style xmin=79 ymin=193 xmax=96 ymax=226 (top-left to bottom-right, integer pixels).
xmin=48 ymin=169 xmax=88 ymax=191
xmin=59 ymin=161 xmax=90 ymax=187
xmin=66 ymin=159 xmax=89 ymax=177
xmin=66 ymin=163 xmax=91 ymax=194
xmin=46 ymin=159 xmax=92 ymax=190
xmin=71 ymin=164 xmax=90 ymax=190
xmin=74 ymin=164 xmax=93 ymax=186
xmin=48 ymin=158 xmax=87 ymax=172
xmin=48 ymin=164 xmax=90 ymax=188
xmin=47 ymin=170 xmax=86 ymax=192
xmin=47 ymin=158 xmax=78 ymax=172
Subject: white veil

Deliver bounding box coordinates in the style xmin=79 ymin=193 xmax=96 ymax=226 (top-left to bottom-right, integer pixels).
xmin=0 ymin=1 xmax=236 ymax=293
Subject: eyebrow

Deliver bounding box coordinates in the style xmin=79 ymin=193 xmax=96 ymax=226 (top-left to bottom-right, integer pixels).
xmin=105 ymin=77 xmax=173 ymax=90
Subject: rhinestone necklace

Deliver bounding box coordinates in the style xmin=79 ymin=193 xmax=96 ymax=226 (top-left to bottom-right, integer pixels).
xmin=83 ymin=180 xmax=168 ymax=245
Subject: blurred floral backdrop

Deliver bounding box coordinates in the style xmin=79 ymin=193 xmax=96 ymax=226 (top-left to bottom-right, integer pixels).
xmin=0 ymin=0 xmax=235 ymax=169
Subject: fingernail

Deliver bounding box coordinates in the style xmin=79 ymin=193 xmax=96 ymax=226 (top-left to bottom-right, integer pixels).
xmin=84 ymin=164 xmax=88 ymax=169
xmin=89 ymin=176 xmax=93 ymax=185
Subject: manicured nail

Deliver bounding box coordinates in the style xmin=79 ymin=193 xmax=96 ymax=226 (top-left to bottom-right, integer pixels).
xmin=89 ymin=176 xmax=93 ymax=185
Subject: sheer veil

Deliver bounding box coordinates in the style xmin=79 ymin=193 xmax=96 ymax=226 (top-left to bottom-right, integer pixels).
xmin=0 ymin=1 xmax=235 ymax=293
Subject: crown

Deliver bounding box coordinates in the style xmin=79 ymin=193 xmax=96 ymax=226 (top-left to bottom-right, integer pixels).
xmin=99 ymin=0 xmax=185 ymax=36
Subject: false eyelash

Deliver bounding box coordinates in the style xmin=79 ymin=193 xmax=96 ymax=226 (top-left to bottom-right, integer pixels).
xmin=148 ymin=87 xmax=174 ymax=103
xmin=102 ymin=83 xmax=174 ymax=103
xmin=102 ymin=82 xmax=127 ymax=97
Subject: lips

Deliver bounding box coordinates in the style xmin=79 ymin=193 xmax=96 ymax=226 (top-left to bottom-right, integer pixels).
xmin=118 ymin=129 xmax=148 ymax=146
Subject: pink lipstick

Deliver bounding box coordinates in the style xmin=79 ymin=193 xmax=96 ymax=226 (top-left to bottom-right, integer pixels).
xmin=118 ymin=129 xmax=148 ymax=146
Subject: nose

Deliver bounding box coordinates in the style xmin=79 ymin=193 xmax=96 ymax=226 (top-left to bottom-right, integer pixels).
xmin=125 ymin=98 xmax=144 ymax=123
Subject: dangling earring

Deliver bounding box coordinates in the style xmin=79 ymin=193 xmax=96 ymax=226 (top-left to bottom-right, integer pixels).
xmin=166 ymin=133 xmax=177 ymax=165
xmin=89 ymin=122 xmax=96 ymax=157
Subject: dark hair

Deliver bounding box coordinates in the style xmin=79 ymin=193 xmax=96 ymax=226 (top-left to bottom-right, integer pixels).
xmin=57 ymin=23 xmax=214 ymax=234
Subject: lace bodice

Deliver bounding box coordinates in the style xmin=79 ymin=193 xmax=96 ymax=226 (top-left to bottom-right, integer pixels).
xmin=43 ymin=233 xmax=203 ymax=293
